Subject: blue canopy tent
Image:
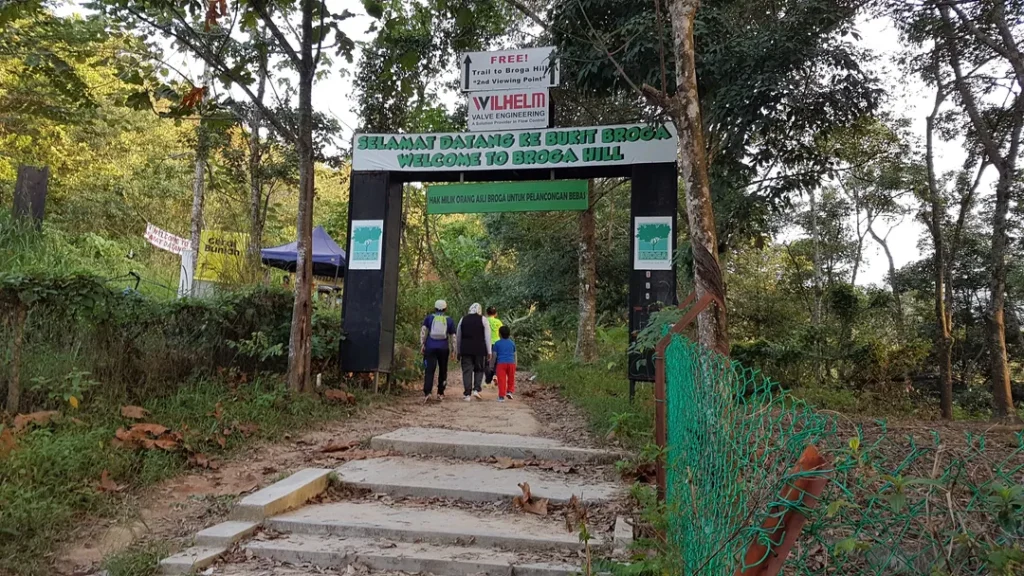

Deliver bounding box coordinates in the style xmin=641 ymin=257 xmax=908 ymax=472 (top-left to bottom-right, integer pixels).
xmin=260 ymin=226 xmax=347 ymax=279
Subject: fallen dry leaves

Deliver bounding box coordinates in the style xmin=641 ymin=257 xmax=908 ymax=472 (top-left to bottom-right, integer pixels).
xmin=537 ymin=460 xmax=577 ymax=474
xmin=320 ymin=439 xmax=360 ymax=454
xmin=0 ymin=427 xmax=17 ymax=456
xmin=487 ymin=457 xmax=576 ymax=474
xmin=113 ymin=423 xmax=180 ymax=451
xmin=513 ymin=482 xmax=549 ymax=516
xmin=494 ymin=457 xmax=526 ymax=469
xmin=563 ymin=494 xmax=588 ymax=532
xmin=324 ymin=389 xmax=357 ymax=405
xmin=208 ymin=402 xmax=224 ymax=422
xmin=120 ymin=405 xmax=149 ymax=419
xmin=329 ymin=449 xmax=390 ymax=463
xmin=188 ymin=453 xmax=220 ymax=470
xmin=236 ymin=422 xmax=259 ymax=437
xmin=13 ymin=410 xmax=59 ymax=433
xmin=97 ymin=470 xmax=123 ymax=493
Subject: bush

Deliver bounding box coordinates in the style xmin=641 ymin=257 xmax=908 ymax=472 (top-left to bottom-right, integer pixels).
xmin=0 ymin=375 xmax=365 ymax=576
xmin=1 ymin=273 xmax=344 ymax=412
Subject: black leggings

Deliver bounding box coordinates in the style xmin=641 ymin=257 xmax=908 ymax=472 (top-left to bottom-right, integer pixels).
xmin=423 ymin=348 xmax=449 ymax=396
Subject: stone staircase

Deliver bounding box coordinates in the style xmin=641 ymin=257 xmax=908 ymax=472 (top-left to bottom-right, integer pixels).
xmin=160 ymin=427 xmax=628 ymax=575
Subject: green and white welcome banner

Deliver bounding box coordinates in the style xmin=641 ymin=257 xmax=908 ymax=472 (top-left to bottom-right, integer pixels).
xmin=353 ymin=123 xmax=678 ymax=172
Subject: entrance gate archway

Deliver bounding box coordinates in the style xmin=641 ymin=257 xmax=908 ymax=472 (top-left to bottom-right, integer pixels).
xmin=340 ymin=123 xmax=680 ymax=392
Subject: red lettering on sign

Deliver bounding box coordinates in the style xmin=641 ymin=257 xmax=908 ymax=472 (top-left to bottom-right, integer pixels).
xmin=488 ymin=92 xmax=546 ymax=111
xmin=490 ymin=54 xmax=528 ymax=64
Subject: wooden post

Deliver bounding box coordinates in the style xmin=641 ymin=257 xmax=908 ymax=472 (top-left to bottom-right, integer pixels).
xmin=653 ymin=291 xmax=722 ymax=501
xmin=734 ymin=445 xmax=831 ymax=576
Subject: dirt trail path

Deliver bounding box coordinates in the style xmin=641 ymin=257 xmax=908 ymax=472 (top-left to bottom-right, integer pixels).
xmin=60 ymin=377 xmax=603 ymax=575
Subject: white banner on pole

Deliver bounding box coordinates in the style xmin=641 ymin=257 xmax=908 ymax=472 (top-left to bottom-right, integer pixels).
xmin=145 ymin=223 xmax=192 ymax=255
xmin=178 ymin=250 xmax=194 ymax=298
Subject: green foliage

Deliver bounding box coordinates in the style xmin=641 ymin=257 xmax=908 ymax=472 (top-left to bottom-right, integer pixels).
xmin=550 ymin=0 xmax=882 ymax=245
xmin=535 ymin=329 xmax=652 ymax=452
xmin=102 ymin=541 xmax=170 ymax=576
xmin=0 ymin=376 xmax=368 ymax=575
xmin=0 ymin=262 xmax=345 ymax=412
xmin=660 ymin=334 xmax=1024 ymax=575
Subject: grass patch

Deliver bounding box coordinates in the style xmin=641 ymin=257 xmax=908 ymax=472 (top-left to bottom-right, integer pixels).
xmin=534 ymin=360 xmax=654 ymax=453
xmin=102 ymin=541 xmax=171 ymax=576
xmin=0 ymin=375 xmax=372 ymax=576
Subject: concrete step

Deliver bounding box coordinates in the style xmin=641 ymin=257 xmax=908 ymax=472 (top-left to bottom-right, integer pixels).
xmin=246 ymin=534 xmax=581 ymax=576
xmin=159 ymin=545 xmax=226 ymax=574
xmin=336 ymin=456 xmax=621 ymax=504
xmin=231 ymin=468 xmax=333 ymax=521
xmin=265 ymin=500 xmax=604 ymax=552
xmin=371 ymin=427 xmax=621 ymax=464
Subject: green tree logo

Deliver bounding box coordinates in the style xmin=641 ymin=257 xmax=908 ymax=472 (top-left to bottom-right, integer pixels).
xmin=637 ymin=223 xmax=670 ymax=253
xmin=352 ymin=225 xmax=382 ymax=260
xmin=353 ymin=225 xmax=382 ymax=246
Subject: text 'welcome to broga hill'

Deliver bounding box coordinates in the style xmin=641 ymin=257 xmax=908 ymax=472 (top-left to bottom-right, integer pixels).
xmin=356 ymin=125 xmax=674 ymax=169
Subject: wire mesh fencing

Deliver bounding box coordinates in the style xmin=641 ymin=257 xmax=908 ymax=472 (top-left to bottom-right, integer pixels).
xmin=662 ymin=333 xmax=1024 ymax=576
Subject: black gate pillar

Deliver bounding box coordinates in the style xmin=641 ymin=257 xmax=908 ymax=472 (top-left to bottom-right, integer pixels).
xmin=628 ymin=162 xmax=678 ymax=398
xmin=341 ymin=171 xmax=403 ymax=373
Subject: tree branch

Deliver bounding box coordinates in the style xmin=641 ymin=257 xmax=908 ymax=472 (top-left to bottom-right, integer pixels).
xmin=124 ymin=6 xmax=296 ymax=142
xmin=250 ymin=0 xmax=302 ymax=68
xmin=937 ymin=5 xmax=1005 ymax=172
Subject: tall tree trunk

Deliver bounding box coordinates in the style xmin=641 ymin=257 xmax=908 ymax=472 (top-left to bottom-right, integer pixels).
xmin=867 ymin=225 xmax=903 ymax=320
xmin=926 ymin=87 xmax=953 ymax=419
xmin=248 ymin=36 xmax=268 ymax=258
xmin=667 ymin=0 xmax=728 ymax=355
xmin=6 ymin=303 xmax=26 ymax=414
xmin=576 ymin=181 xmax=598 ymax=363
xmin=938 ymin=5 xmax=1021 ymax=421
xmin=988 ymin=172 xmax=1014 ymax=419
xmin=287 ymin=0 xmax=315 ymax=393
xmin=189 ymin=63 xmax=212 ymax=294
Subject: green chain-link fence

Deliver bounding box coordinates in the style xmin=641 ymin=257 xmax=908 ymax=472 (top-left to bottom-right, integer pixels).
xmin=663 ymin=333 xmax=1024 ymax=575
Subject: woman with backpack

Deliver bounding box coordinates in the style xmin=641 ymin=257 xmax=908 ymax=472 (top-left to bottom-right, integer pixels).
xmin=420 ymin=300 xmax=456 ymax=402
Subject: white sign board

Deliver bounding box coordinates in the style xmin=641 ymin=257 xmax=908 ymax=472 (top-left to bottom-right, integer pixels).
xmin=349 ymin=220 xmax=384 ymax=270
xmin=461 ymin=46 xmax=559 ymax=92
xmin=634 ymin=216 xmax=673 ymax=270
xmin=353 ymin=123 xmax=678 ymax=173
xmin=178 ymin=249 xmax=194 ymax=297
xmin=145 ymin=222 xmax=191 ymax=255
xmin=467 ymin=88 xmax=548 ymax=131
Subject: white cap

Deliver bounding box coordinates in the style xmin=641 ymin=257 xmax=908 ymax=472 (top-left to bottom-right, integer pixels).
xmin=435 ymin=299 xmax=447 ymax=311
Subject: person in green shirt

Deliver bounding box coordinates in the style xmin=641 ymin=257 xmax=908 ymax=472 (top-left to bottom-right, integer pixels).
xmin=485 ymin=306 xmax=502 ymax=385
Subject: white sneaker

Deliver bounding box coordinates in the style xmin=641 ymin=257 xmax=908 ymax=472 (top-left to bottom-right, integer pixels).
xmin=497 ymin=397 xmax=505 ymax=403
xmin=506 ymin=393 xmax=514 ymax=400
xmin=463 ymin=395 xmax=472 ymax=402
xmin=472 ymin=391 xmax=482 ymax=400
xmin=437 ymin=394 xmax=444 ymax=402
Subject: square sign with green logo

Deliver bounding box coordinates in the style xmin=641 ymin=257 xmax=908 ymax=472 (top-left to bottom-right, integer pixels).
xmin=349 ymin=219 xmax=384 ymax=270
xmin=634 ymin=216 xmax=672 ymax=270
